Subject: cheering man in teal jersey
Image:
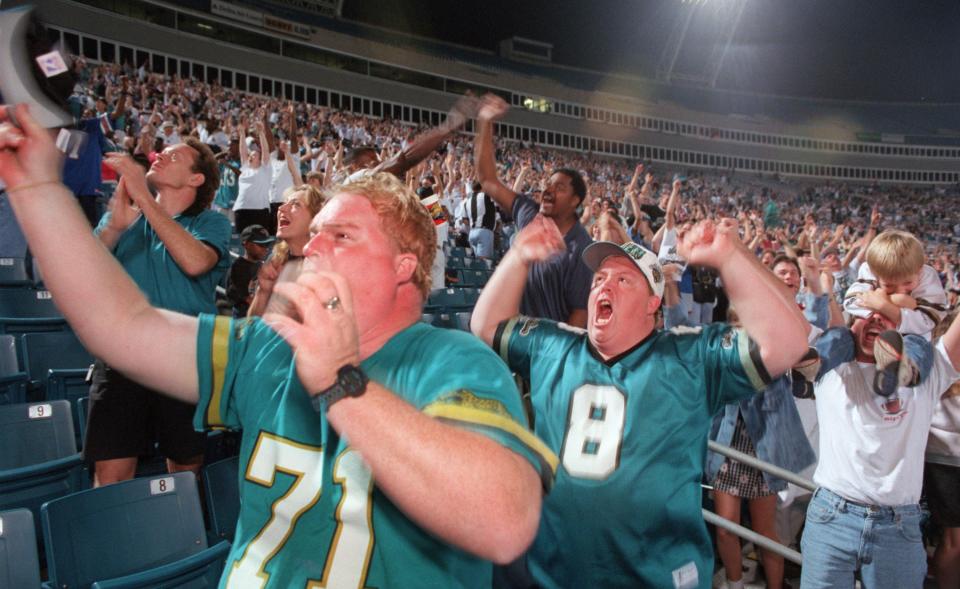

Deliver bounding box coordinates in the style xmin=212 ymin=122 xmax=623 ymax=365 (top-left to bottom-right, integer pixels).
xmin=0 ymin=104 xmax=555 ymax=589
xmin=472 ymin=215 xmax=810 ymax=589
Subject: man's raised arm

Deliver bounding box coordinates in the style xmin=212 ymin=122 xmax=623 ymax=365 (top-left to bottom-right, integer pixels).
xmin=0 ymin=104 xmax=200 ymax=402
xmin=374 ymin=94 xmax=479 ymax=178
xmin=939 ymin=303 xmax=960 ymax=372
xmin=471 ymin=216 xmax=566 ymax=346
xmin=474 ymin=94 xmax=519 ymax=215
xmin=678 ymin=219 xmax=809 ymax=377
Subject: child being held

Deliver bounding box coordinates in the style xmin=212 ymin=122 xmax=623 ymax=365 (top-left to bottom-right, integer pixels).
xmin=844 ymin=230 xmax=947 ymax=396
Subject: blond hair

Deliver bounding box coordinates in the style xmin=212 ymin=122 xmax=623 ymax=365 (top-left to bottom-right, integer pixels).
xmin=865 ymin=230 xmax=925 ymax=282
xmin=330 ymin=173 xmax=437 ymax=298
xmin=272 ymin=185 xmax=327 ymax=266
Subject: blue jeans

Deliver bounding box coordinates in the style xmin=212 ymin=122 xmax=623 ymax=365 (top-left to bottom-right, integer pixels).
xmin=800 ymin=487 xmax=926 ymax=588
xmin=468 ymin=227 xmax=494 ymax=258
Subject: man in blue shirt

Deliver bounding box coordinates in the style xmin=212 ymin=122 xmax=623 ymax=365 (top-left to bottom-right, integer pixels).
xmin=475 ymin=94 xmax=592 ymax=328
xmin=62 ymin=115 xmax=112 ymax=227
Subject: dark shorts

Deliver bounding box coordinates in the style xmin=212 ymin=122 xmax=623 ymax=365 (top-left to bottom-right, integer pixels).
xmin=924 ymin=462 xmax=960 ymax=527
xmin=234 ymin=208 xmax=272 ymax=237
xmin=84 ymin=361 xmax=205 ymax=464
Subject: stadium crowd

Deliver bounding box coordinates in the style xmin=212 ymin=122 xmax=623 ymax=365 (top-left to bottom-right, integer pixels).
xmin=2 ymin=55 xmax=960 ymax=589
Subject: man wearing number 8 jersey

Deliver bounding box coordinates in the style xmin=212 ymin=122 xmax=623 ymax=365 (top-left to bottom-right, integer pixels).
xmin=472 ymin=216 xmax=811 ymax=589
xmin=0 ymin=104 xmax=554 ymax=589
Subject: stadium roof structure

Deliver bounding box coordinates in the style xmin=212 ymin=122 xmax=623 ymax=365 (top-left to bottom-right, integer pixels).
xmin=341 ymin=0 xmax=960 ymax=105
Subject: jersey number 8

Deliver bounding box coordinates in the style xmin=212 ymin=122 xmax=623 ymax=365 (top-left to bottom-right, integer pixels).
xmin=561 ymin=384 xmax=626 ymax=479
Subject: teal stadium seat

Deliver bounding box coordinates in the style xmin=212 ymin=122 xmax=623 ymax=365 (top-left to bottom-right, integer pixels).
xmin=0 ymin=287 xmax=66 ymax=336
xmin=0 ymin=335 xmax=28 ymax=405
xmin=459 ymin=269 xmax=490 ymax=288
xmin=460 ymin=287 xmax=481 ymax=308
xmin=455 ymin=311 xmax=473 ymax=332
xmin=22 ymin=331 xmax=93 ymax=402
xmin=0 ymin=401 xmax=84 ymax=546
xmin=202 ymin=456 xmax=240 ymax=544
xmin=448 ymin=246 xmax=470 ymax=260
xmin=426 ymin=288 xmax=468 ymax=314
xmin=0 ymin=509 xmax=41 ymax=589
xmin=42 ymin=472 xmax=230 ymax=589
xmin=0 ymin=257 xmax=31 ymax=287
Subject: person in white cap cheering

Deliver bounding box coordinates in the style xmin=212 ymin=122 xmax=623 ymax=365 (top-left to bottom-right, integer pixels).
xmin=472 ymin=215 xmax=811 ymax=589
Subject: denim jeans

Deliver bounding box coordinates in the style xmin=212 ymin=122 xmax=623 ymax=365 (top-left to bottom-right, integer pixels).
xmin=800 ymin=487 xmax=926 ymax=588
xmin=468 ymin=227 xmax=494 ymax=258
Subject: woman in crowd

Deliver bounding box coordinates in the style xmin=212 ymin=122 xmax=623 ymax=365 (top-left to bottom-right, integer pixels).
xmin=247 ymin=184 xmax=326 ymax=317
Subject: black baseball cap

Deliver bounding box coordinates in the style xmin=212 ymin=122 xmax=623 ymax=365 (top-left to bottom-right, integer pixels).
xmin=240 ymin=224 xmax=275 ymax=245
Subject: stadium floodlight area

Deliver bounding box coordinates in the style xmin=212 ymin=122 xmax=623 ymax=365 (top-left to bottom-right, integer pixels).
xmin=657 ymin=0 xmax=748 ymax=88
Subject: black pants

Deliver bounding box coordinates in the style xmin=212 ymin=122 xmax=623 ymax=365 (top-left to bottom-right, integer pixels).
xmin=234 ymin=208 xmax=271 ymax=236
xmin=84 ymin=361 xmax=205 ymax=464
xmin=269 ymin=202 xmax=282 ymax=235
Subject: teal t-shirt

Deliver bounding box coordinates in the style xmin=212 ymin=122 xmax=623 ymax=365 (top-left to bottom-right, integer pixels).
xmin=215 ymin=161 xmax=240 ymax=209
xmin=496 ymin=317 xmax=766 ymax=589
xmin=96 ymin=209 xmax=232 ymax=315
xmin=194 ymin=316 xmax=557 ymax=589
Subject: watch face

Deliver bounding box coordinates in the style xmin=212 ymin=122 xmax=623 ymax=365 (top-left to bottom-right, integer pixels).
xmin=339 ymin=366 xmax=368 ymax=396
xmin=342 ymin=370 xmax=363 ymax=390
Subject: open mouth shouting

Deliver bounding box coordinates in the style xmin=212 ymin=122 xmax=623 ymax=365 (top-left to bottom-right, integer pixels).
xmin=594 ymin=296 xmax=614 ymax=327
xmin=540 ymin=192 xmax=555 ymax=211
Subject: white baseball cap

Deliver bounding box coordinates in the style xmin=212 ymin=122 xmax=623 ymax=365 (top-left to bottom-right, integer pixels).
xmin=582 ymin=241 xmax=665 ymax=298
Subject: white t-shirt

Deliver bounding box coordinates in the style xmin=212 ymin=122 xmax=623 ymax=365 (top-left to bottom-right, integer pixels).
xmin=813 ymin=339 xmax=960 ymax=505
xmin=233 ymin=164 xmax=272 ymax=211
xmin=926 ymin=386 xmax=960 ymax=466
xmin=268 ymin=151 xmax=301 ymax=205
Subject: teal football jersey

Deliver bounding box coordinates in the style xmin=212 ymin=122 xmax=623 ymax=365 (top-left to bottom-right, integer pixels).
xmin=195 ymin=315 xmax=557 ymax=589
xmin=496 ymin=316 xmax=766 ymax=589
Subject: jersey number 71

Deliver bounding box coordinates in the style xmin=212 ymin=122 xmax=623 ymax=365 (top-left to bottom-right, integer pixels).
xmin=226 ymin=433 xmax=375 ymax=588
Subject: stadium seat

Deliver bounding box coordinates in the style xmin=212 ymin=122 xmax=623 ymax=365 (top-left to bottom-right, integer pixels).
xmin=21 ymin=331 xmax=93 ymax=400
xmin=461 ymin=257 xmax=492 ymax=270
xmin=448 ymin=246 xmax=471 ymax=260
xmin=0 ymin=508 xmax=41 ymax=589
xmin=0 ymin=335 xmax=27 ymax=406
xmin=445 ymin=258 xmax=468 ymax=271
xmin=203 ymin=430 xmax=241 ymax=466
xmin=459 ymin=269 xmax=490 ymax=288
xmin=0 ymin=287 xmax=66 ymax=337
xmin=46 ymin=371 xmax=91 ymax=446
xmin=0 ymin=400 xmax=79 ymax=472
xmin=426 ymin=288 xmax=468 ymax=315
xmin=455 ymin=311 xmax=473 ymax=332
xmin=77 ymin=396 xmax=89 ymax=443
xmin=42 ymin=472 xmax=230 ymax=589
xmin=202 ymin=456 xmax=240 ymax=544
xmin=0 ymin=257 xmax=31 ymax=287
xmin=460 ymin=287 xmax=481 ymax=308
xmin=429 ymin=313 xmax=455 ymax=329
xmin=0 ymin=401 xmax=84 ymax=544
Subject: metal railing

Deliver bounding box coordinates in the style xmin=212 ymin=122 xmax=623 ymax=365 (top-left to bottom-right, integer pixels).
xmin=702 ymin=440 xmax=817 ymax=566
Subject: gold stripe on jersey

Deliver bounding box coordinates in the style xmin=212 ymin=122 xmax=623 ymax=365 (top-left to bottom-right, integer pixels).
xmin=207 ymin=315 xmax=231 ymax=428
xmin=423 ymin=402 xmax=559 ymax=477
xmin=497 ymin=316 xmax=521 ymax=362
xmin=736 ymin=328 xmax=768 ymax=391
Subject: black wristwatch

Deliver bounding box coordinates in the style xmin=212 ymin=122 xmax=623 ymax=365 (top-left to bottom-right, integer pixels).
xmin=311 ymin=365 xmax=368 ymax=412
